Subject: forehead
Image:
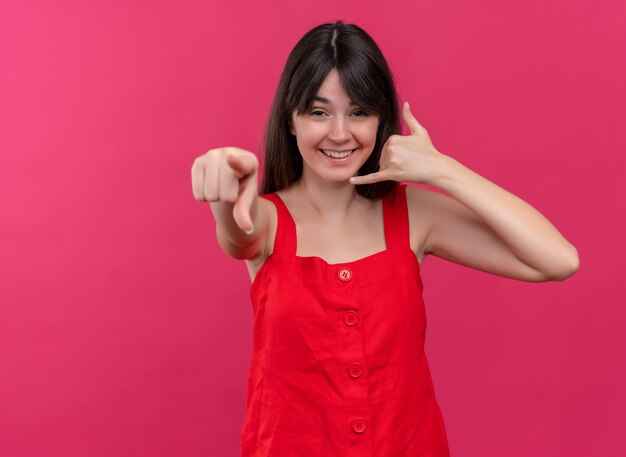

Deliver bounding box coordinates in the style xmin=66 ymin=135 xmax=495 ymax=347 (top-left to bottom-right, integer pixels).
xmin=313 ymin=95 xmax=358 ymax=105
xmin=314 ymin=69 xmax=355 ymax=105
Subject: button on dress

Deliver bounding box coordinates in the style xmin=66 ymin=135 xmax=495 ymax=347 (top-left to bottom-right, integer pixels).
xmin=241 ymin=184 xmax=450 ymax=456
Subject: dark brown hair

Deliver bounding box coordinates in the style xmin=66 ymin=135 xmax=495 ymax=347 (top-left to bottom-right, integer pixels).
xmin=259 ymin=21 xmax=400 ymax=199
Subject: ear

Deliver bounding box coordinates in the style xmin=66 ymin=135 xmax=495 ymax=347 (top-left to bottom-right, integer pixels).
xmin=287 ymin=118 xmax=295 ymax=136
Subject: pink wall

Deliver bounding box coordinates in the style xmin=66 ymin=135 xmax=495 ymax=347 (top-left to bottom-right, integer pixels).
xmin=1 ymin=0 xmax=624 ymax=455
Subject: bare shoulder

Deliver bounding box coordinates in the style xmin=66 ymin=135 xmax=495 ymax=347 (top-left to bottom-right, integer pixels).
xmin=244 ymin=196 xmax=278 ymax=280
xmin=404 ymin=185 xmax=447 ymax=264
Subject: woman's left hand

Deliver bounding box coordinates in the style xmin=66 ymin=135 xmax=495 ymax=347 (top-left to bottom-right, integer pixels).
xmin=349 ymin=101 xmax=446 ymax=186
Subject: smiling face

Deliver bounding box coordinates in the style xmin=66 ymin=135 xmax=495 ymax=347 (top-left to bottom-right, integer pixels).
xmin=289 ymin=69 xmax=380 ymax=186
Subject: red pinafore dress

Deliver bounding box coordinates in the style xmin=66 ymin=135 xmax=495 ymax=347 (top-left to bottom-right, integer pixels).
xmin=241 ymin=184 xmax=450 ymax=456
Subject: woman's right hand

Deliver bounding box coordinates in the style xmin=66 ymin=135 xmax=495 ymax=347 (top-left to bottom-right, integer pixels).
xmin=191 ymin=147 xmax=259 ymax=234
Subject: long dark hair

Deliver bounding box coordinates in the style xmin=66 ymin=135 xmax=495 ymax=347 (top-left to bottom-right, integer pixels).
xmin=260 ymin=21 xmax=400 ymax=199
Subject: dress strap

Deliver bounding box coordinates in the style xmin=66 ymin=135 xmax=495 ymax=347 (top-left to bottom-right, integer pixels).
xmin=382 ymin=183 xmax=411 ymax=251
xmin=259 ymin=192 xmax=297 ymax=256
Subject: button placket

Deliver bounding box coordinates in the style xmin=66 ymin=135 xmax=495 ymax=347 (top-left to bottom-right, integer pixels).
xmin=338 ymin=268 xmax=368 ymax=436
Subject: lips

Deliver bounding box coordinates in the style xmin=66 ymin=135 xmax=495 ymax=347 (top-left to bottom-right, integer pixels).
xmin=319 ymin=148 xmax=357 ymax=159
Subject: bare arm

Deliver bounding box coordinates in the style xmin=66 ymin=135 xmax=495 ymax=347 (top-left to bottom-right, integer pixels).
xmin=210 ymin=197 xmax=271 ymax=260
xmin=424 ymin=155 xmax=579 ymax=281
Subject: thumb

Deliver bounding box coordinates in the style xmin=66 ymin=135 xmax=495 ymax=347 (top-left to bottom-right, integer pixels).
xmin=402 ymin=101 xmax=425 ymax=136
xmin=349 ymin=170 xmax=389 ymax=185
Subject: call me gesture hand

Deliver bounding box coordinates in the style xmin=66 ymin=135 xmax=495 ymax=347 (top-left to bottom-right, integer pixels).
xmin=350 ymin=102 xmax=445 ymax=186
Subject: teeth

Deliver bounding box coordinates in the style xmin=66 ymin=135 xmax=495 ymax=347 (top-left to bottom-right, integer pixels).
xmin=321 ymin=149 xmax=354 ymax=159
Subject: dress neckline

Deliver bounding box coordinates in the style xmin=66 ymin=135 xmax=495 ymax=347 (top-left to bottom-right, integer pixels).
xmin=250 ymin=184 xmax=420 ymax=290
xmin=272 ymin=190 xmax=391 ymax=265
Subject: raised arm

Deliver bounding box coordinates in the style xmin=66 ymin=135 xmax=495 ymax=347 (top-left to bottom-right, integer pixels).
xmin=191 ymin=147 xmax=271 ymax=260
xmin=350 ymin=102 xmax=579 ymax=282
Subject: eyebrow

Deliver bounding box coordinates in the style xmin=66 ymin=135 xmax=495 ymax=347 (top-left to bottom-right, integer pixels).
xmin=314 ymin=95 xmax=358 ymax=105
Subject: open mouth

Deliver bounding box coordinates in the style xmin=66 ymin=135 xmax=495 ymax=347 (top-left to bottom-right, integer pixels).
xmin=319 ymin=148 xmax=357 ymax=159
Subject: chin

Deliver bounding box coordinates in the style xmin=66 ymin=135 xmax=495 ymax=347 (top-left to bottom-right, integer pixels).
xmin=318 ymin=169 xmax=362 ymax=185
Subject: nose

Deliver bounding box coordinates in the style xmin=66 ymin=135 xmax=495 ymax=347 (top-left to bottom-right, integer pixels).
xmin=327 ymin=116 xmax=351 ymax=143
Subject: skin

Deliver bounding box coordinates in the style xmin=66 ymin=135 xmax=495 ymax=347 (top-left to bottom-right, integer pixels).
xmin=191 ymin=70 xmax=579 ymax=283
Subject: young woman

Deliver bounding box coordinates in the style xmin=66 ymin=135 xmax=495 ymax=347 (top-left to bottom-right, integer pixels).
xmin=191 ymin=21 xmax=579 ymax=457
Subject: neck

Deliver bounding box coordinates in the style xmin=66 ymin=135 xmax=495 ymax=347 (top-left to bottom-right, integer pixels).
xmin=294 ymin=172 xmax=364 ymax=218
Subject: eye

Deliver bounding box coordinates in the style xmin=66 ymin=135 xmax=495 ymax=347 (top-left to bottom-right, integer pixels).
xmin=309 ymin=109 xmax=327 ymax=117
xmin=351 ymin=109 xmax=369 ymax=117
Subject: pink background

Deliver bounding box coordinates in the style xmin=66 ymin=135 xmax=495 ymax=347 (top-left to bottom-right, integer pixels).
xmin=1 ymin=0 xmax=625 ymax=456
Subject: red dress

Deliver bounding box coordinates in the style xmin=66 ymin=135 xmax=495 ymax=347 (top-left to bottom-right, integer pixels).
xmin=241 ymin=184 xmax=450 ymax=456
